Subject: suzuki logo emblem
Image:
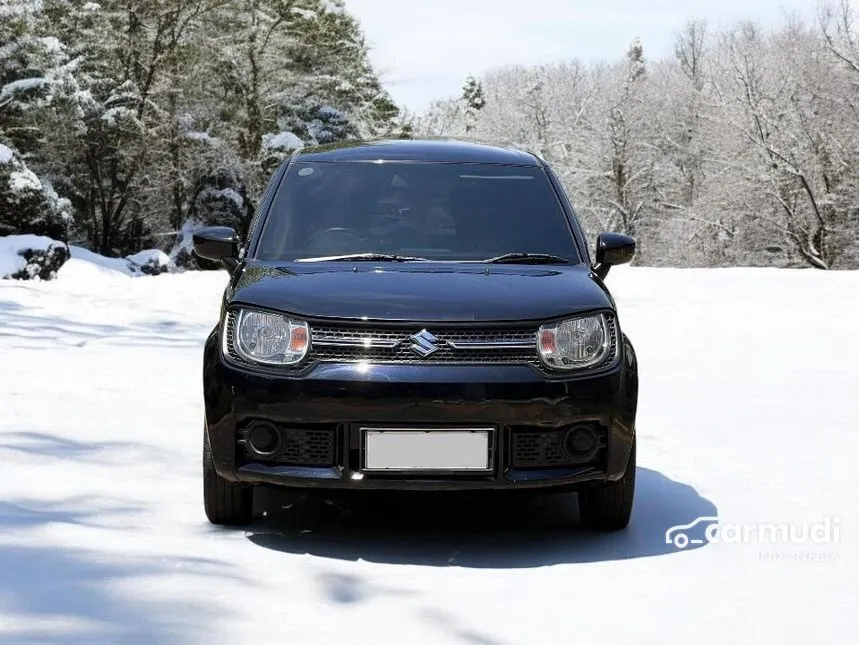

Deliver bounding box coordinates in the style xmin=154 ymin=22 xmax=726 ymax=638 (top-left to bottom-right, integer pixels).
xmin=409 ymin=329 xmax=441 ymax=357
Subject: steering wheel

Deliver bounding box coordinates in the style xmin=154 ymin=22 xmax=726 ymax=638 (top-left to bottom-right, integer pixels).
xmin=307 ymin=227 xmax=367 ymax=245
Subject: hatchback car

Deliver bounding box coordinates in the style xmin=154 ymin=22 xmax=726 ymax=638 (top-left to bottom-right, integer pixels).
xmin=194 ymin=139 xmax=638 ymax=530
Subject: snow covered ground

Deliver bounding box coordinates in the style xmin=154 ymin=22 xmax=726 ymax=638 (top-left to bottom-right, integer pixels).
xmin=0 ymin=263 xmax=857 ymax=645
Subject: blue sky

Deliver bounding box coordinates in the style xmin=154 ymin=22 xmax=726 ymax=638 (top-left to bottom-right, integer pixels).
xmin=345 ymin=0 xmax=822 ymax=112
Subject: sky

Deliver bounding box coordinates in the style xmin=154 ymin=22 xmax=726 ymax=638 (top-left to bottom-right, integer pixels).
xmin=345 ymin=0 xmax=823 ymax=113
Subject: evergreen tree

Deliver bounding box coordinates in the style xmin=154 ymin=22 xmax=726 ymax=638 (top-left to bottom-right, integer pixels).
xmin=0 ymin=0 xmax=75 ymax=239
xmin=462 ymin=75 xmax=485 ymax=137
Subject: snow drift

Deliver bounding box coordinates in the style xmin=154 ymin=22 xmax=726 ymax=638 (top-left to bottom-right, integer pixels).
xmin=0 ymin=234 xmax=173 ymax=280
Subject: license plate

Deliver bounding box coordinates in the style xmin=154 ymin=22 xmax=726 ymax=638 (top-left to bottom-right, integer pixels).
xmin=363 ymin=428 xmax=492 ymax=472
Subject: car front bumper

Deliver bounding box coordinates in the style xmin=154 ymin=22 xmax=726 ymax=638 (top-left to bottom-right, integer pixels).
xmin=202 ymin=330 xmax=638 ymax=491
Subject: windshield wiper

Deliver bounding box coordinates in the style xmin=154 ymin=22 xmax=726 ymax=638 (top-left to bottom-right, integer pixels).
xmin=481 ymin=252 xmax=570 ymax=264
xmin=295 ymin=252 xmax=428 ymax=263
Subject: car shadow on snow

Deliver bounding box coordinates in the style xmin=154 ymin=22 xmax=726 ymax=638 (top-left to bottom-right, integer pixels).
xmin=244 ymin=467 xmax=717 ymax=567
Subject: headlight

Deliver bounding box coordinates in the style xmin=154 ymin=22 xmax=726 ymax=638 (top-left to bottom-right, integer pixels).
xmin=537 ymin=313 xmax=612 ymax=370
xmin=228 ymin=308 xmax=309 ymax=366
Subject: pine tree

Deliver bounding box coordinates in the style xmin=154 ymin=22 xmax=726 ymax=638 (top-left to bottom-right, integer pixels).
xmin=462 ymin=75 xmax=485 ymax=137
xmin=0 ymin=0 xmax=75 ymax=239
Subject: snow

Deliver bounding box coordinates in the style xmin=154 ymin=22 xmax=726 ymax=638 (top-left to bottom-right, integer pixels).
xmin=169 ymin=218 xmax=203 ymax=261
xmin=0 ymin=77 xmax=47 ymax=98
xmin=184 ymin=131 xmax=219 ymax=146
xmin=126 ymin=249 xmax=170 ymax=269
xmin=0 ymin=266 xmax=856 ymax=644
xmin=63 ymin=245 xmax=171 ymax=278
xmin=196 ymin=187 xmax=244 ymax=210
xmin=178 ymin=114 xmax=220 ymax=146
xmin=307 ymin=120 xmax=333 ymax=141
xmin=318 ymin=105 xmax=343 ymax=119
xmin=40 ymin=179 xmax=74 ymax=223
xmin=290 ymin=6 xmax=318 ymax=20
xmin=0 ymin=234 xmax=63 ymax=277
xmin=0 ymin=1 xmax=43 ymax=19
xmin=65 ymin=245 xmax=135 ymax=277
xmin=0 ymin=143 xmax=13 ymax=164
xmin=101 ymin=106 xmax=137 ymax=126
xmin=216 ymin=188 xmax=243 ymax=209
xmin=9 ymin=167 xmax=42 ymax=193
xmin=40 ymin=36 xmax=63 ymax=53
xmin=263 ymin=130 xmax=304 ymax=151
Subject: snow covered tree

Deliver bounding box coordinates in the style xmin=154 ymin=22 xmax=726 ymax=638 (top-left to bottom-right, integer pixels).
xmin=19 ymin=0 xmax=230 ymax=254
xmin=2 ymin=0 xmax=400 ymax=261
xmin=414 ymin=97 xmax=469 ymax=138
xmin=644 ymin=21 xmax=740 ymax=266
xmin=206 ymin=0 xmax=396 ymax=160
xmin=0 ymin=0 xmax=74 ymax=151
xmin=169 ymin=0 xmax=400 ymax=251
xmin=713 ymin=18 xmax=858 ymax=268
xmin=602 ymin=39 xmax=651 ymax=240
xmin=0 ymin=142 xmax=71 ymax=238
xmin=413 ymin=4 xmax=857 ymax=269
xmin=0 ymin=0 xmax=75 ymax=239
xmin=462 ymin=75 xmax=485 ymax=137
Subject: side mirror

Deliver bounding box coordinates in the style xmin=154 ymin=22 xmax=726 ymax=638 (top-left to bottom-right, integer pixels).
xmin=593 ymin=232 xmax=635 ymax=280
xmin=192 ymin=226 xmax=240 ymax=271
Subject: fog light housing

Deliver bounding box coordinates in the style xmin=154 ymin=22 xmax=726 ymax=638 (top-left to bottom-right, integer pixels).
xmin=563 ymin=425 xmax=599 ymax=461
xmin=245 ymin=422 xmax=283 ymax=457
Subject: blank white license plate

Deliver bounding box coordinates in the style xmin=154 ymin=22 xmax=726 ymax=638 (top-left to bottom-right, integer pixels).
xmin=363 ymin=429 xmax=492 ymax=472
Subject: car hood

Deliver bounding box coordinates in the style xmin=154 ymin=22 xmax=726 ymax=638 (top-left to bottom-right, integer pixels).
xmin=229 ymin=261 xmax=613 ymax=323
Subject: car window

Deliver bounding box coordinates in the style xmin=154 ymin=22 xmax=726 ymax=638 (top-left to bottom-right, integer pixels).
xmin=244 ymin=159 xmax=290 ymax=257
xmin=544 ymin=166 xmax=592 ymax=264
xmin=254 ymin=161 xmax=581 ymax=262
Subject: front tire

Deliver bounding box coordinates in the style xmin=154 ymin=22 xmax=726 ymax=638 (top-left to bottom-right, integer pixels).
xmin=203 ymin=429 xmax=253 ymax=526
xmin=578 ymin=436 xmax=636 ymax=531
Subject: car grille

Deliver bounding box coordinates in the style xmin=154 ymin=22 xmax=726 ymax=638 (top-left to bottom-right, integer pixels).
xmin=512 ymin=430 xmax=570 ymax=467
xmin=310 ymin=324 xmax=538 ymax=365
xmin=280 ymin=428 xmax=335 ymax=465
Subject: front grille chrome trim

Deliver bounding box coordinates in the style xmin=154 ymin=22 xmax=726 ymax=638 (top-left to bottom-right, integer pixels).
xmin=446 ymin=340 xmax=534 ymax=349
xmin=312 ymin=337 xmax=400 ymax=348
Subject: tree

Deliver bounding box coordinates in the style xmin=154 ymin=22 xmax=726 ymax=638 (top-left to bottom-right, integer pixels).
xmin=587 ymin=38 xmax=656 ymax=250
xmin=0 ymin=143 xmax=71 ymax=238
xmin=411 ymin=6 xmax=858 ymax=269
xmin=462 ymin=75 xmax=485 ymax=137
xmin=195 ymin=0 xmax=400 ymax=232
xmin=1 ymin=0 xmax=400 ymax=259
xmin=716 ymin=18 xmax=857 ymax=268
xmin=0 ymin=0 xmax=75 ymax=239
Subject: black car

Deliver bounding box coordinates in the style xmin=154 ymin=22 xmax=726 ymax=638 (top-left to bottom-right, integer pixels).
xmin=195 ymin=139 xmax=639 ymax=530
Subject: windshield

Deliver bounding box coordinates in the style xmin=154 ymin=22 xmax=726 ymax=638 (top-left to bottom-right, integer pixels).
xmin=254 ymin=161 xmax=580 ymax=262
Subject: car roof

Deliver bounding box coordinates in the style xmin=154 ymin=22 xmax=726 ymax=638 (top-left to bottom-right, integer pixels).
xmin=294 ymin=138 xmax=542 ymax=167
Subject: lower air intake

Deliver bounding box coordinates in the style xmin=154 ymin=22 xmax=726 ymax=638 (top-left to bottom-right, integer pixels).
xmin=510 ymin=425 xmax=606 ymax=468
xmin=241 ymin=425 xmax=335 ymax=467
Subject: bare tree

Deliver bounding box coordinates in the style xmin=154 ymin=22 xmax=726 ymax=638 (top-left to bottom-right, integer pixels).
xmin=412 ymin=5 xmax=857 ymax=268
